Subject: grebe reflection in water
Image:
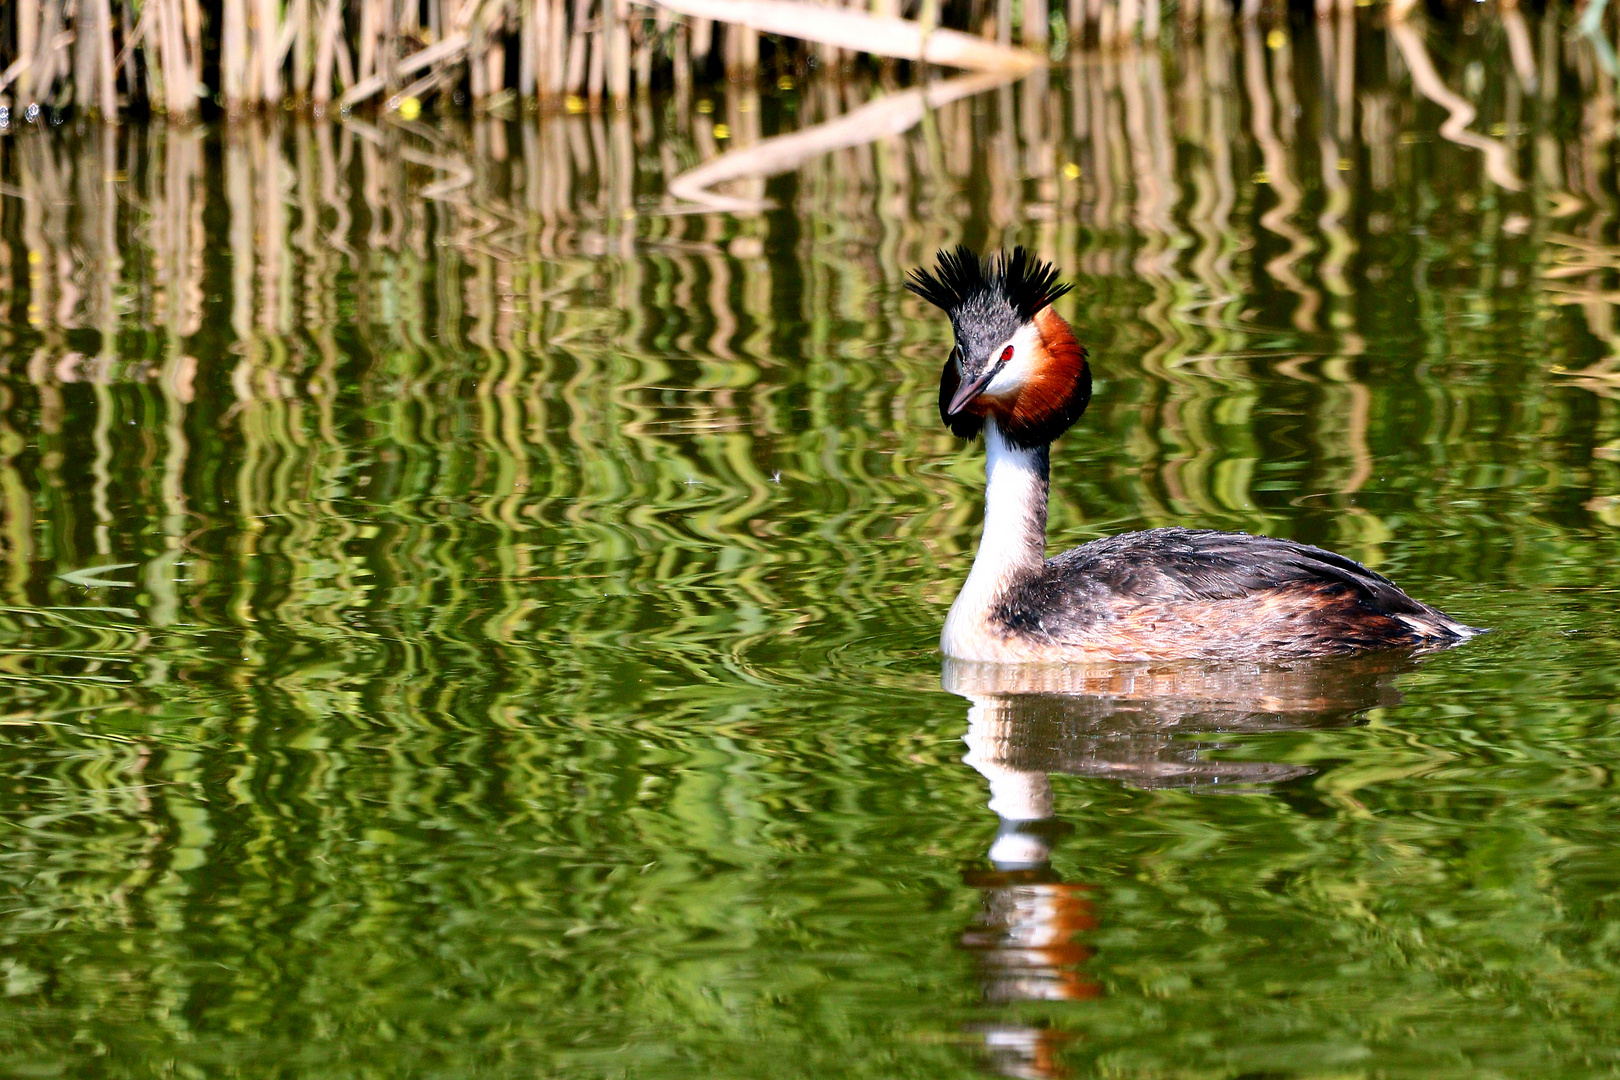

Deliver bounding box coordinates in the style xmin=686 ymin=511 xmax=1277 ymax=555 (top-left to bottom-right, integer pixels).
xmin=946 ymin=655 xmax=1414 ymax=1079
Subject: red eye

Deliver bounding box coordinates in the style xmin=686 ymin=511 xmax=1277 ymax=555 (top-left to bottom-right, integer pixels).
xmin=1000 ymin=346 xmax=1014 ymax=363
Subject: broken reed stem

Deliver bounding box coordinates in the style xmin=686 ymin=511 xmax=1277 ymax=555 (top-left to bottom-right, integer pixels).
xmin=0 ymin=0 xmax=1599 ymax=120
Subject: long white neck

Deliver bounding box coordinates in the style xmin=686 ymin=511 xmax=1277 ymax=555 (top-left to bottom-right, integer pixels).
xmin=941 ymin=419 xmax=1050 ymax=658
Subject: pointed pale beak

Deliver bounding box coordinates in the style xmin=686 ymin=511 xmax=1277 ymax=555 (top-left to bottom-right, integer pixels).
xmin=946 ymin=363 xmax=999 ymax=417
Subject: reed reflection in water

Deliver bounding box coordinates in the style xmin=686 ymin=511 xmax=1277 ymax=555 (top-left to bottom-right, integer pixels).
xmin=0 ymin=8 xmax=1617 ymax=1079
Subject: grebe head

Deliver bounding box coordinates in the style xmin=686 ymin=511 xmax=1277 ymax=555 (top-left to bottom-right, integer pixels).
xmin=906 ymin=246 xmax=1092 ymax=449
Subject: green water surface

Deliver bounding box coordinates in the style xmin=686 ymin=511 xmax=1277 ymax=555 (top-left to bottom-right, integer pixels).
xmin=0 ymin=16 xmax=1618 ymax=1079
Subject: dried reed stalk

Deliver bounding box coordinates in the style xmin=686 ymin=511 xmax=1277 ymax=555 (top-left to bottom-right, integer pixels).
xmin=610 ymin=0 xmax=633 ymax=101
xmin=645 ymin=0 xmax=1041 ymax=70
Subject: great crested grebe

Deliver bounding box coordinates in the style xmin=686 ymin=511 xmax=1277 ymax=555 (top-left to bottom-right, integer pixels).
xmin=908 ymin=246 xmax=1481 ymax=664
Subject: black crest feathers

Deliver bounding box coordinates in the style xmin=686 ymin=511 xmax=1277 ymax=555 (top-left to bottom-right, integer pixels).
xmin=905 ymin=245 xmax=1072 ymax=321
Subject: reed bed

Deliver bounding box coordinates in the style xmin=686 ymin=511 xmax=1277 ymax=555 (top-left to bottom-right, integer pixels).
xmin=0 ymin=0 xmax=1603 ymax=121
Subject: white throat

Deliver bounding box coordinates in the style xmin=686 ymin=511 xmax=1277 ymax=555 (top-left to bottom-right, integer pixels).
xmin=940 ymin=419 xmax=1050 ymax=659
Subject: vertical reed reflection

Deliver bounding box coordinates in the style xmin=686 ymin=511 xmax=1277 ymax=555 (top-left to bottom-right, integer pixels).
xmin=0 ymin=16 xmax=1608 ymax=688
